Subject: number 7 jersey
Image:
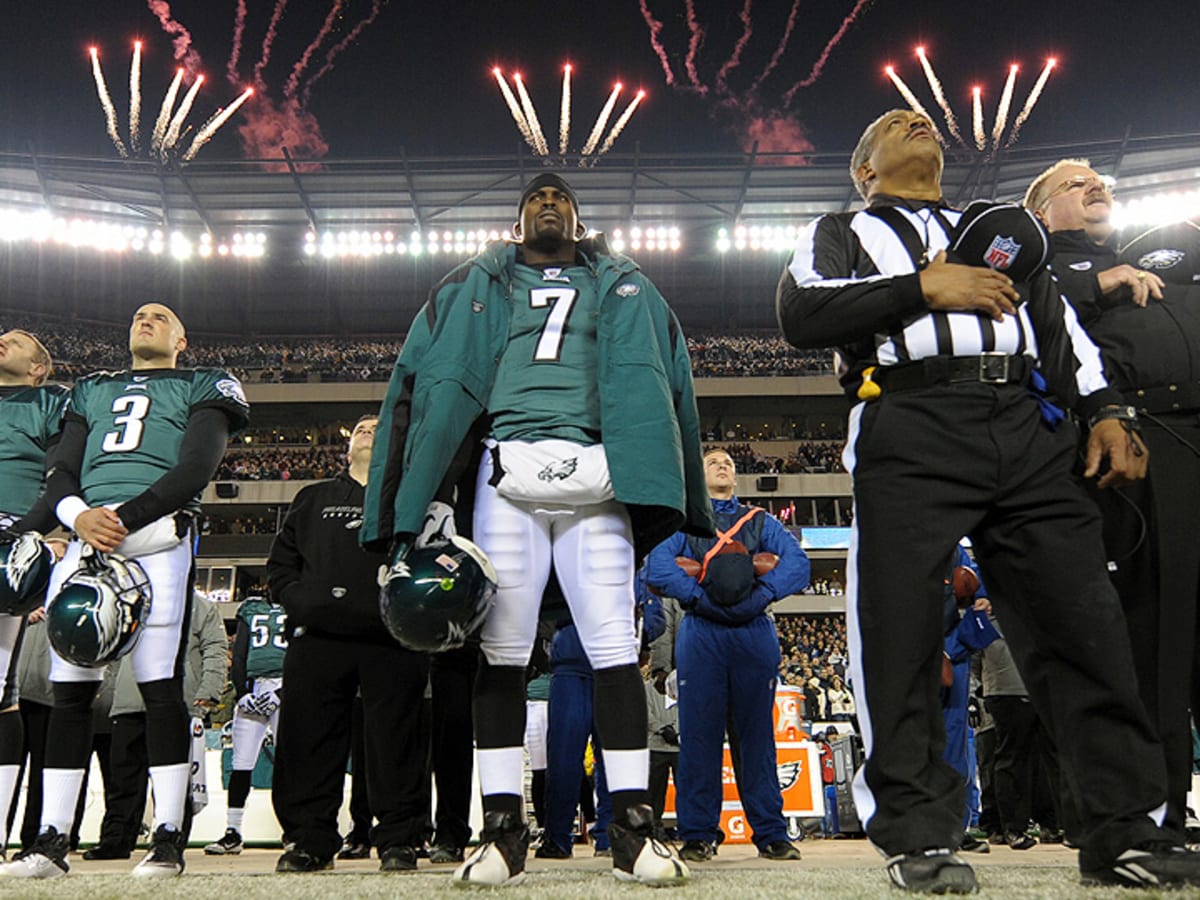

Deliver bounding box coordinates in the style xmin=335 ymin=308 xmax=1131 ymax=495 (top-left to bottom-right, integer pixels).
xmin=488 ymin=262 xmax=602 ymax=444
xmin=65 ymin=367 xmax=250 ymax=509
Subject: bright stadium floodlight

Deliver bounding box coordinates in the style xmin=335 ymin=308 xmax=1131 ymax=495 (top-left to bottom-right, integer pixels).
xmin=727 ymin=222 xmax=805 ymax=253
xmin=1111 ymin=189 xmax=1200 ymax=230
xmin=0 ymin=204 xmax=265 ymax=261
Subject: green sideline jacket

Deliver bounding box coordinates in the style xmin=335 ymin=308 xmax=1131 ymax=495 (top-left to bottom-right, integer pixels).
xmin=361 ymin=237 xmax=714 ymax=558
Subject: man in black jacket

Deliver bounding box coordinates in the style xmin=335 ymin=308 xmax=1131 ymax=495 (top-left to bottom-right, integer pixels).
xmin=1026 ymin=160 xmax=1200 ymax=844
xmin=775 ymin=109 xmax=1197 ymax=893
xmin=268 ymin=415 xmax=430 ymax=872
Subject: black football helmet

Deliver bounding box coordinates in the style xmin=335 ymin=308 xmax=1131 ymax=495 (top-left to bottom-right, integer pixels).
xmin=0 ymin=531 xmax=56 ymax=615
xmin=46 ymin=547 xmax=152 ymax=667
xmin=379 ymin=535 xmax=498 ymax=653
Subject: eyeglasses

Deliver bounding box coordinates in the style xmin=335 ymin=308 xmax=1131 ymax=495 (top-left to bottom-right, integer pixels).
xmin=1040 ymin=175 xmax=1115 ymax=208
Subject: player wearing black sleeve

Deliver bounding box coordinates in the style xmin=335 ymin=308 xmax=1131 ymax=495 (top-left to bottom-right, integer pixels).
xmin=0 ymin=330 xmax=66 ymax=859
xmin=0 ymin=304 xmax=249 ymax=881
xmin=776 ymin=110 xmax=1200 ymax=893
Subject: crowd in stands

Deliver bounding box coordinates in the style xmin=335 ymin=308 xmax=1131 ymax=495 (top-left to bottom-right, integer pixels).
xmin=3 ymin=316 xmax=835 ymax=383
xmin=705 ymin=441 xmax=846 ymax=475
xmin=686 ymin=333 xmax=834 ymax=377
xmin=776 ymin=614 xmax=854 ymax=721
xmin=215 ymin=447 xmax=348 ymax=481
xmin=200 ymin=514 xmax=280 ymax=535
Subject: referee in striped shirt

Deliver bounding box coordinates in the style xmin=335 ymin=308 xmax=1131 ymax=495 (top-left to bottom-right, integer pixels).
xmin=776 ymin=109 xmax=1199 ymax=893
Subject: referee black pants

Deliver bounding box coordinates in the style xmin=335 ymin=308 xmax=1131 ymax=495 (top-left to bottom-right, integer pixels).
xmin=1088 ymin=412 xmax=1200 ymax=841
xmin=845 ymin=383 xmax=1166 ymax=864
xmin=272 ymin=632 xmax=431 ymax=860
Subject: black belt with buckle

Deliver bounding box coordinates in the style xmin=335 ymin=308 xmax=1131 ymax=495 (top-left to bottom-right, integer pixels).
xmin=873 ymin=354 xmax=1031 ymax=392
xmin=1124 ymin=382 xmax=1200 ymax=415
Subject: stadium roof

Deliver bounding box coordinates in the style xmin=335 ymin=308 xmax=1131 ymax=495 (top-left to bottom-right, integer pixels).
xmin=2 ymin=130 xmax=1197 ymax=335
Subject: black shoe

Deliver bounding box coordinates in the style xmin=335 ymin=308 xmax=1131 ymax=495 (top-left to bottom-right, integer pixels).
xmin=452 ymin=811 xmax=530 ymax=887
xmin=428 ymin=844 xmax=464 ymax=864
xmin=82 ymin=843 xmax=131 ymax=860
xmin=204 ymin=828 xmax=244 ymax=856
xmin=678 ymin=839 xmax=714 ymax=862
xmin=885 ymin=848 xmax=978 ymax=894
xmin=336 ymin=839 xmax=370 ymax=860
xmin=1038 ymin=828 xmax=1064 ymax=845
xmin=608 ymin=804 xmax=689 ymax=885
xmin=959 ymin=835 xmax=990 ymax=854
xmin=758 ymin=840 xmax=802 ymax=860
xmin=1081 ymin=843 xmax=1200 ymax=888
xmin=0 ymin=826 xmax=71 ymax=878
xmin=1006 ymin=832 xmax=1036 ymax=851
xmin=132 ymin=825 xmax=186 ymax=878
xmin=534 ymin=839 xmax=572 ymax=859
xmin=276 ymin=848 xmax=334 ymax=873
xmin=379 ymin=845 xmax=418 ymax=872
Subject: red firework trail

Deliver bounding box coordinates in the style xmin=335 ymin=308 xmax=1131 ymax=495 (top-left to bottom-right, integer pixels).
xmin=638 ymin=0 xmax=675 ymax=85
xmin=284 ymin=0 xmax=345 ymax=99
xmin=146 ymin=0 xmax=202 ymax=78
xmin=749 ymin=0 xmax=801 ymax=93
xmin=683 ymin=0 xmax=707 ymax=94
xmin=782 ymin=0 xmax=872 ymax=106
xmin=228 ymin=0 xmax=248 ymax=83
xmin=715 ymin=0 xmax=754 ymax=94
xmin=301 ymin=0 xmax=383 ymax=105
xmin=253 ymin=0 xmax=290 ymax=92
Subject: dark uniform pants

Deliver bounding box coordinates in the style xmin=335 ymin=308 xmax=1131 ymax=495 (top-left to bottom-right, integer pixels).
xmin=430 ymin=645 xmax=478 ymax=850
xmin=272 ymin=632 xmax=430 ymax=860
xmin=543 ymin=672 xmax=611 ymax=852
xmin=1090 ymin=413 xmax=1200 ymax=840
xmin=676 ymin=613 xmax=787 ymax=849
xmin=846 ymin=383 xmax=1166 ymax=863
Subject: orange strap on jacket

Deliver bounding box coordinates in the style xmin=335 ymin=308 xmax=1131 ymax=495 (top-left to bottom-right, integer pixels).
xmin=697 ymin=506 xmax=762 ymax=583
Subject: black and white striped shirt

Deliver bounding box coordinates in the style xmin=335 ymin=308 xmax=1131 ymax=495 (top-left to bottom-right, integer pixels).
xmin=776 ymin=196 xmax=1112 ymax=412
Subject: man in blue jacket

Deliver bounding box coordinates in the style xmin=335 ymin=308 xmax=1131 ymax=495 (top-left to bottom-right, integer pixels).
xmin=646 ymin=447 xmax=810 ymax=862
xmin=363 ymin=173 xmax=712 ymax=887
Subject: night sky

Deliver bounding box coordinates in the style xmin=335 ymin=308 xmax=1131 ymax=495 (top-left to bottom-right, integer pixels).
xmin=1 ymin=0 xmax=1197 ymax=163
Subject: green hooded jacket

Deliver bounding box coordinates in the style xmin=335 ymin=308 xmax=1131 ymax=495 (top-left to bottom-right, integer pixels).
xmin=361 ymin=237 xmax=714 ymax=558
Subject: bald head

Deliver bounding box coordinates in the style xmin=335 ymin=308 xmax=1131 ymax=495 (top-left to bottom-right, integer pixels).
xmin=130 ymin=303 xmax=188 ymax=369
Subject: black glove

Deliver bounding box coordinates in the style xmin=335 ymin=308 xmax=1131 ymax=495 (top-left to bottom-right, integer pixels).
xmin=967 ymin=694 xmax=982 ymax=729
xmin=658 ymin=724 xmax=680 ymax=746
xmin=701 ymin=552 xmax=756 ymax=607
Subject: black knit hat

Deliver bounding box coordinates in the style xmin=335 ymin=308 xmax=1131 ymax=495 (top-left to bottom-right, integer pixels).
xmin=517 ymin=173 xmax=579 ymax=217
xmin=948 ymin=200 xmax=1052 ymax=283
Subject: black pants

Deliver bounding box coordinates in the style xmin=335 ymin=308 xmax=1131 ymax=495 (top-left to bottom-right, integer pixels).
xmin=648 ymin=750 xmax=678 ymax=826
xmin=1091 ymin=413 xmax=1200 ymax=841
xmin=346 ymin=697 xmax=371 ymax=843
xmin=97 ymin=713 xmax=150 ymax=852
xmin=974 ymin=726 xmax=1000 ymax=836
xmin=272 ymin=632 xmax=430 ymax=861
xmin=986 ymin=695 xmax=1039 ymax=835
xmin=430 ymin=645 xmax=477 ymax=850
xmin=846 ymin=383 xmax=1166 ymax=863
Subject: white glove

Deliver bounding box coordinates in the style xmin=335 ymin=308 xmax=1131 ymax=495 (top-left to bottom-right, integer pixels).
xmin=237 ymin=689 xmax=280 ymax=719
xmin=415 ymin=501 xmax=456 ymax=549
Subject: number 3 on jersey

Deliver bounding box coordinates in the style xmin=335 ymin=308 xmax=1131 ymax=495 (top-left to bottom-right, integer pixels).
xmin=102 ymin=394 xmax=152 ymax=452
xmin=530 ymin=287 xmax=578 ymax=362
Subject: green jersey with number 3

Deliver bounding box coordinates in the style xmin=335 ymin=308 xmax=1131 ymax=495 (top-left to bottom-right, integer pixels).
xmin=488 ymin=262 xmax=601 ymax=444
xmin=65 ymin=368 xmax=250 ymax=509
xmin=0 ymin=384 xmax=69 ymax=518
xmin=239 ymin=595 xmax=288 ymax=679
